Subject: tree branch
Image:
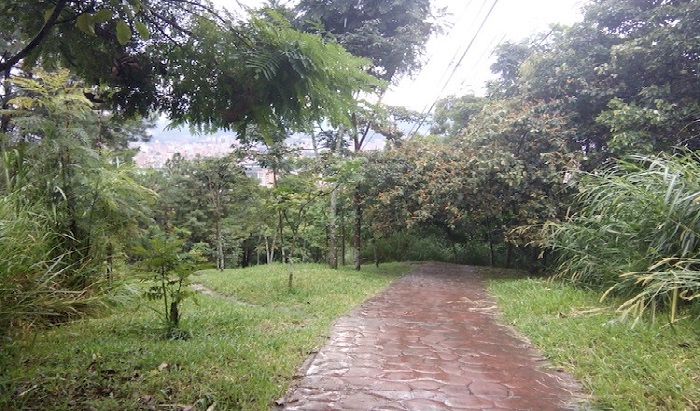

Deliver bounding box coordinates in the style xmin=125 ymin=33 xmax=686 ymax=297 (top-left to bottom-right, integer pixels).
xmin=0 ymin=0 xmax=69 ymax=73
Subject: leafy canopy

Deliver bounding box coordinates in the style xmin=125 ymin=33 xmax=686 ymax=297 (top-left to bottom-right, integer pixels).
xmin=1 ymin=1 xmax=382 ymax=137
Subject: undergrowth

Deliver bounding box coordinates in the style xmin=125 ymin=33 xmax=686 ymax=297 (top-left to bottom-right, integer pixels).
xmin=0 ymin=262 xmax=409 ymax=410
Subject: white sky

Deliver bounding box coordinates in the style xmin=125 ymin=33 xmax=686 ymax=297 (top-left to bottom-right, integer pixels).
xmin=221 ymin=0 xmax=586 ymax=111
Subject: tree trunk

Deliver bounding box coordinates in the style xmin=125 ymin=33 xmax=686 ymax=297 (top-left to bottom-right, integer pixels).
xmin=216 ymin=212 xmax=224 ymax=271
xmin=353 ymin=187 xmax=362 ymax=271
xmin=328 ymin=127 xmax=344 ymax=269
xmin=328 ymin=187 xmax=338 ymax=269
xmin=350 ymin=113 xmax=371 ymax=272
xmin=266 ymin=236 xmax=274 ymax=264
xmin=340 ymin=207 xmax=346 ymax=266
xmin=373 ymin=236 xmax=380 ymax=267
xmin=278 ymin=210 xmax=286 ymax=263
xmin=169 ymin=301 xmax=179 ymax=327
xmin=506 ymin=242 xmax=513 ymax=268
xmin=2 ymin=67 xmax=13 ymax=134
xmin=310 ymin=131 xmax=319 ymax=157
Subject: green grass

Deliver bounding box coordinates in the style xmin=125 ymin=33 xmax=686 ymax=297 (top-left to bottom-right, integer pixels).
xmin=487 ymin=272 xmax=700 ymax=410
xmin=0 ymin=262 xmax=410 ymax=410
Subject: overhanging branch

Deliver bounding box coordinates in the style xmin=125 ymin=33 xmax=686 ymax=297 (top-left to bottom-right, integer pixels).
xmin=0 ymin=0 xmax=69 ymax=73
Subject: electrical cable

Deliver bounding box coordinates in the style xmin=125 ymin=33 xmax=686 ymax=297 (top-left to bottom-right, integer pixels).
xmin=410 ymin=0 xmax=491 ymax=123
xmin=407 ymin=0 xmax=501 ymax=138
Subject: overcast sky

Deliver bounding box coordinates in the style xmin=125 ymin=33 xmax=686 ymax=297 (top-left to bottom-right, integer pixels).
xmin=149 ymin=0 xmax=585 ymax=143
xmin=224 ymin=0 xmax=586 ymax=111
xmin=386 ymin=0 xmax=585 ymax=111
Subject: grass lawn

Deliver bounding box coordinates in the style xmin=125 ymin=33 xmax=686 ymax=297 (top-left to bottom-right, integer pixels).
xmin=487 ymin=272 xmax=700 ymax=411
xmin=0 ymin=262 xmax=411 ymax=410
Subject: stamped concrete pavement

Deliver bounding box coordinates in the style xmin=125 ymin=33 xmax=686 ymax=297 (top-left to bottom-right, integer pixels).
xmin=276 ymin=262 xmax=582 ymax=410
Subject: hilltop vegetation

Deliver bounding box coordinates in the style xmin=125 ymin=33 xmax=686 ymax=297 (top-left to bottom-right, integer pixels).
xmin=0 ymin=0 xmax=698 ymax=392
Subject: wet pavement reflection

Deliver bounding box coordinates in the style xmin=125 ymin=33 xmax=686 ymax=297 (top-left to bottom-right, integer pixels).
xmin=277 ymin=262 xmax=582 ymax=410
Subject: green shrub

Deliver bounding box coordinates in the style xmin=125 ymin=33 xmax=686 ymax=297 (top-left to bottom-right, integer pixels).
xmin=132 ymin=231 xmax=201 ymax=337
xmin=545 ymin=152 xmax=700 ymax=322
xmin=364 ymin=231 xmax=523 ymax=268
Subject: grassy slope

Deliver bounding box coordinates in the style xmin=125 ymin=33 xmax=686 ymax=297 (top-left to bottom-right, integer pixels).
xmin=1 ymin=262 xmax=411 ymax=410
xmin=487 ymin=273 xmax=700 ymax=410
xmin=5 ymin=262 xmax=698 ymax=410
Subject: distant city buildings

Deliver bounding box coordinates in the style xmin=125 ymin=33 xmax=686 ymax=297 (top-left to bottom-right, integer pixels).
xmin=130 ymin=135 xmax=239 ymax=168
xmin=129 ymin=136 xmax=274 ymax=187
xmin=131 ymin=126 xmax=386 ymax=187
xmin=240 ymin=161 xmax=276 ymax=187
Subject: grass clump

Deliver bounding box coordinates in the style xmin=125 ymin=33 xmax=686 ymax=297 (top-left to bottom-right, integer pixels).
xmin=544 ymin=152 xmax=700 ymax=322
xmin=488 ymin=273 xmax=700 ymax=410
xmin=1 ymin=262 xmax=409 ymax=410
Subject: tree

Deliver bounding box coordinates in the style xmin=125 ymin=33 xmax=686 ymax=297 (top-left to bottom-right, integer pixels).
xmin=294 ymin=0 xmax=440 ymax=270
xmin=2 ymin=70 xmax=154 ymax=283
xmin=143 ymin=154 xmax=259 ymax=269
xmin=295 ymin=0 xmax=438 ymax=81
xmin=1 ymin=0 xmax=210 ymax=116
xmin=1 ymin=2 xmax=381 ymax=136
xmin=188 ymin=156 xmax=254 ymax=270
xmin=132 ymin=230 xmax=200 ymax=337
xmin=458 ymin=99 xmax=577 ymax=268
xmin=0 ymin=70 xmax=154 ymax=333
xmin=431 ymin=94 xmax=487 ymax=137
xmin=271 ymin=172 xmax=328 ymax=287
xmin=486 ymin=41 xmax=534 ymax=99
xmin=363 ymin=95 xmax=578 ymax=270
xmin=518 ymin=0 xmax=700 ymax=162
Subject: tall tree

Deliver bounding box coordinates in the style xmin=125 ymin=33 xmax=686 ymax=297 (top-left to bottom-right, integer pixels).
xmin=295 ymin=0 xmax=436 ymax=81
xmin=295 ymin=0 xmax=440 ymax=269
xmin=518 ymin=0 xmax=700 ymax=163
xmin=431 ymin=94 xmax=488 ymax=137
xmin=188 ymin=156 xmax=254 ymax=270
xmin=143 ymin=154 xmax=258 ymax=269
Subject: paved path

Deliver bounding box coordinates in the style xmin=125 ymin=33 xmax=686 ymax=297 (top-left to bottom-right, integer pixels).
xmin=277 ymin=262 xmax=582 ymax=410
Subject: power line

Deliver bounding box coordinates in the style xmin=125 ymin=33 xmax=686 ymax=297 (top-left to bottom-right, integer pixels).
xmin=421 ymin=0 xmax=480 ymax=98
xmin=411 ymin=0 xmax=489 ymax=124
xmin=407 ymin=0 xmax=501 ymax=138
xmin=458 ymin=32 xmax=506 ymax=90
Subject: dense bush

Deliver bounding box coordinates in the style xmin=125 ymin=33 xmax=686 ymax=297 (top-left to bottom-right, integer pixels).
xmin=364 ymin=231 xmax=525 ymax=268
xmin=545 ymin=152 xmax=700 ymax=322
xmin=0 ymin=198 xmax=105 ymax=337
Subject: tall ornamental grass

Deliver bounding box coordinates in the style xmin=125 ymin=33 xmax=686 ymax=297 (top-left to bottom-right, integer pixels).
xmin=0 ymin=197 xmax=105 ymax=338
xmin=545 ymin=152 xmax=700 ymax=323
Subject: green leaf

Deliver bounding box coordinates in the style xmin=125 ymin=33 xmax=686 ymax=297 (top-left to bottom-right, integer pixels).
xmin=76 ymin=13 xmax=96 ymax=36
xmin=92 ymin=9 xmax=114 ymax=24
xmin=134 ymin=21 xmax=150 ymax=40
xmin=128 ymin=0 xmax=142 ymax=14
xmin=116 ymin=20 xmax=132 ymax=45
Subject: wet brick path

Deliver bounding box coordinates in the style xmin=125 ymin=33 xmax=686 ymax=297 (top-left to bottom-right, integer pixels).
xmin=277 ymin=262 xmax=582 ymax=410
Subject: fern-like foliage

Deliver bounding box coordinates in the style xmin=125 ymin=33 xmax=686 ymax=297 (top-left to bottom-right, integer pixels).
xmin=164 ymin=10 xmax=383 ymax=140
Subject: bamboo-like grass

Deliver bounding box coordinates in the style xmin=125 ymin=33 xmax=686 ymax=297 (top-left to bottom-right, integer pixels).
xmin=0 ymin=197 xmax=109 ymax=337
xmin=545 ymin=151 xmax=700 ymax=323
